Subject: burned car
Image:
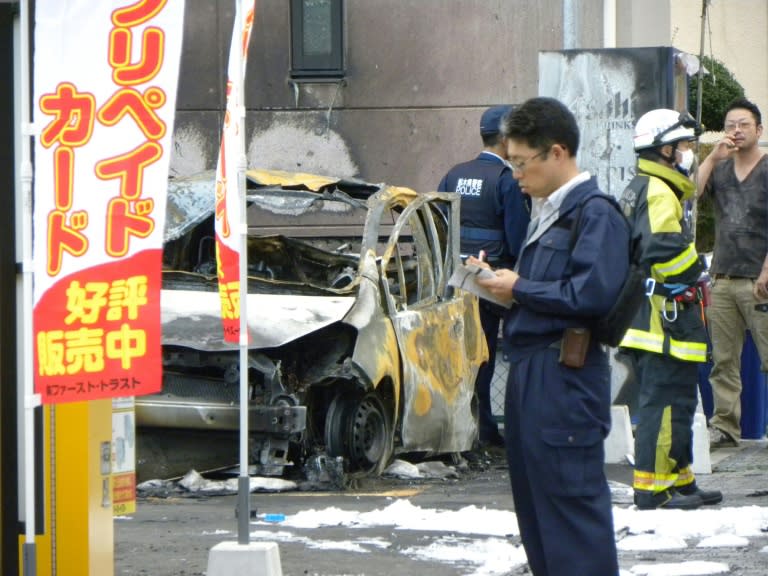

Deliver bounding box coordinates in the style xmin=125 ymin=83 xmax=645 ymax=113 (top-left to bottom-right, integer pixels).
xmin=136 ymin=169 xmax=487 ymax=478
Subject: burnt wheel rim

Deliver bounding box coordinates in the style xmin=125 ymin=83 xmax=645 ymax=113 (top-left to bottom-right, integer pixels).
xmin=348 ymin=394 xmax=387 ymax=471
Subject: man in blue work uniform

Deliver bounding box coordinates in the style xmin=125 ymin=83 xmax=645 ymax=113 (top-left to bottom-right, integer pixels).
xmin=471 ymin=97 xmax=624 ymax=576
xmin=438 ymin=105 xmax=529 ymax=448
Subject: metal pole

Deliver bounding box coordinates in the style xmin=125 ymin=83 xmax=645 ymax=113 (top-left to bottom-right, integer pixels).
xmin=19 ymin=0 xmax=40 ymax=574
xmin=603 ymin=0 xmax=616 ymax=49
xmin=695 ymin=0 xmax=709 ymax=127
xmin=691 ymin=0 xmax=709 ymax=243
xmin=235 ymin=0 xmax=251 ymax=545
xmin=562 ymin=0 xmax=578 ymax=49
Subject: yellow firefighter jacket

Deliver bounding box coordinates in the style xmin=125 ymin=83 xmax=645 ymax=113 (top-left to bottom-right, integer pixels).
xmin=618 ymin=159 xmax=707 ymax=361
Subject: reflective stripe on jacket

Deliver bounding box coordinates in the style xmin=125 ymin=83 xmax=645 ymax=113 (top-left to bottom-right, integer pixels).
xmin=618 ymin=159 xmax=707 ymax=361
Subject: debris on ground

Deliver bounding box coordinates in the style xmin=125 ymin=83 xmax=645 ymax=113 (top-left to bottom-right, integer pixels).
xmin=136 ymin=469 xmax=298 ymax=498
xmin=383 ymin=459 xmax=459 ymax=480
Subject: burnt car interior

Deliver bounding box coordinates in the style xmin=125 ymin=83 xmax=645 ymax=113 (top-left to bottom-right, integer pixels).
xmin=162 ymin=178 xmax=450 ymax=304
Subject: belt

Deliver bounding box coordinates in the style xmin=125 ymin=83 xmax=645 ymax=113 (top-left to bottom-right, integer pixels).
xmin=663 ymin=300 xmax=693 ymax=311
xmin=650 ymin=282 xmax=701 ymax=304
xmin=716 ymin=274 xmax=752 ymax=281
xmin=460 ymin=227 xmax=504 ymax=241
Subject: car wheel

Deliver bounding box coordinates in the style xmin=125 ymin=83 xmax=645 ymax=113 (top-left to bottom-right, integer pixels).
xmin=325 ymin=393 xmax=353 ymax=459
xmin=325 ymin=391 xmax=391 ymax=474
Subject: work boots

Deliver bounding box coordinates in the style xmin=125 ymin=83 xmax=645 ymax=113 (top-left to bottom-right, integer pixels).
xmin=676 ymin=482 xmax=723 ymax=506
xmin=634 ymin=488 xmax=704 ymax=510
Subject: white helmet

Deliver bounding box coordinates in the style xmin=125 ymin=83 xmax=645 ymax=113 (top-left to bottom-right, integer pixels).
xmin=633 ymin=109 xmax=699 ymax=151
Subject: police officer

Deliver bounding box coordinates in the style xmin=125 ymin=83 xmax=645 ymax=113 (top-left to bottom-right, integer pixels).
xmin=619 ymin=109 xmax=722 ymax=510
xmin=472 ymin=97 xmax=622 ymax=576
xmin=438 ymin=105 xmax=529 ymax=447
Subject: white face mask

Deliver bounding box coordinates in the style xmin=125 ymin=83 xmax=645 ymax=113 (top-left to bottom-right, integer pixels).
xmin=678 ymin=148 xmax=696 ymax=172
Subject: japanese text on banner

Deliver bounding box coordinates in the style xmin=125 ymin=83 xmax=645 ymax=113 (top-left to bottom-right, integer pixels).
xmin=214 ymin=0 xmax=256 ymax=343
xmin=33 ymin=0 xmax=185 ymax=403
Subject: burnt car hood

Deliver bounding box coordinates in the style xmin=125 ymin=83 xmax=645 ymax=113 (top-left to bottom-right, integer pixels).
xmin=162 ymin=289 xmax=356 ymax=351
xmin=164 ymin=168 xmax=377 ymax=243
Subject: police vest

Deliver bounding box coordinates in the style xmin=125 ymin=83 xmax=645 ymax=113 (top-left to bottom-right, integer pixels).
xmin=442 ymin=159 xmax=509 ymax=264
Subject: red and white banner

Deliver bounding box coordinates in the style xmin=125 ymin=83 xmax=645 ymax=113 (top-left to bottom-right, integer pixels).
xmin=214 ymin=0 xmax=256 ymax=343
xmin=33 ymin=0 xmax=185 ymax=403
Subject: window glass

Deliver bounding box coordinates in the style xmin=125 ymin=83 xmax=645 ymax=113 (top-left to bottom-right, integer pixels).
xmin=380 ymin=204 xmax=437 ymax=311
xmin=290 ymin=0 xmax=344 ymax=78
xmin=303 ymin=0 xmax=332 ymax=57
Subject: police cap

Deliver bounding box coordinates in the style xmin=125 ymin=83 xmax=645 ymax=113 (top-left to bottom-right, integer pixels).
xmin=480 ymin=105 xmax=513 ymax=136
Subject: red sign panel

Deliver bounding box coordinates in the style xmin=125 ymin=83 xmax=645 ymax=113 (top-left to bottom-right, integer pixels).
xmin=33 ymin=0 xmax=185 ymax=403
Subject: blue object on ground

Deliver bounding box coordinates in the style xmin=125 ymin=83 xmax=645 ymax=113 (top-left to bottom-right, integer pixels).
xmin=698 ymin=331 xmax=767 ymax=439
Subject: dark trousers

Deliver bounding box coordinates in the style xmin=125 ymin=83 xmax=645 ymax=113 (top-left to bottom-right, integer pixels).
xmin=504 ymin=346 xmax=618 ymax=576
xmin=629 ymin=350 xmax=698 ymax=492
xmin=477 ymin=301 xmax=502 ymax=443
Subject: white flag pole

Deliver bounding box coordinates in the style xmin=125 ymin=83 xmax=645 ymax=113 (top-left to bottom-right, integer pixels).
xmin=235 ymin=0 xmax=251 ymax=545
xmin=19 ymin=0 xmax=41 ymax=574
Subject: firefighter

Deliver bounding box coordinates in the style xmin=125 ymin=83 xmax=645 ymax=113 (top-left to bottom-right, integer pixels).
xmin=619 ymin=108 xmax=723 ymax=510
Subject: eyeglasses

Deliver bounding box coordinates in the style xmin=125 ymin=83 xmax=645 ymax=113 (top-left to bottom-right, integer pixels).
xmin=509 ymin=150 xmax=548 ymax=173
xmin=724 ymin=120 xmax=755 ymax=132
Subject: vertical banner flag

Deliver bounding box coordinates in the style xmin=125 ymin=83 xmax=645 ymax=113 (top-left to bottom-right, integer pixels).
xmin=33 ymin=0 xmax=185 ymax=404
xmin=215 ymin=0 xmax=256 ymax=343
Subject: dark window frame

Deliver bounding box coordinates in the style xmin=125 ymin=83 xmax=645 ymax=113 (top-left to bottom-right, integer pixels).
xmin=290 ymin=0 xmax=345 ymax=79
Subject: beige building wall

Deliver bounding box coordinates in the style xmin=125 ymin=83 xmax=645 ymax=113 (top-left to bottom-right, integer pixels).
xmin=671 ymin=0 xmax=768 ymax=118
xmin=622 ymin=0 xmax=768 ymax=121
xmin=616 ymin=0 xmax=672 ymax=47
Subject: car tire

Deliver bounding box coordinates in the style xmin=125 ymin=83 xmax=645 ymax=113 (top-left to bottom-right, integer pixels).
xmin=325 ymin=390 xmax=392 ymax=475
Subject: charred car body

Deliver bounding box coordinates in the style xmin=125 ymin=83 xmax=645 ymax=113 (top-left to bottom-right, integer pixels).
xmin=137 ymin=169 xmax=487 ymax=478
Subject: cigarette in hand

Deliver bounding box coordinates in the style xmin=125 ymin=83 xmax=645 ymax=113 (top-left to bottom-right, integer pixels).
xmin=478 ymin=250 xmax=486 ymax=262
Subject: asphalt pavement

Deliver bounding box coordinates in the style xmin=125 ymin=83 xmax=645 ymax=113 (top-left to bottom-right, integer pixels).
xmin=115 ymin=440 xmax=768 ymax=576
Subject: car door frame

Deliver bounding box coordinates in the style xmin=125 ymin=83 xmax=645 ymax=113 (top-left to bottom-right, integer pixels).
xmin=377 ymin=192 xmax=479 ymax=452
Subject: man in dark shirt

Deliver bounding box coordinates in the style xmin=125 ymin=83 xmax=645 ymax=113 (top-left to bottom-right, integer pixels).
xmin=696 ymin=97 xmax=768 ymax=447
xmin=438 ymin=105 xmax=530 ymax=447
